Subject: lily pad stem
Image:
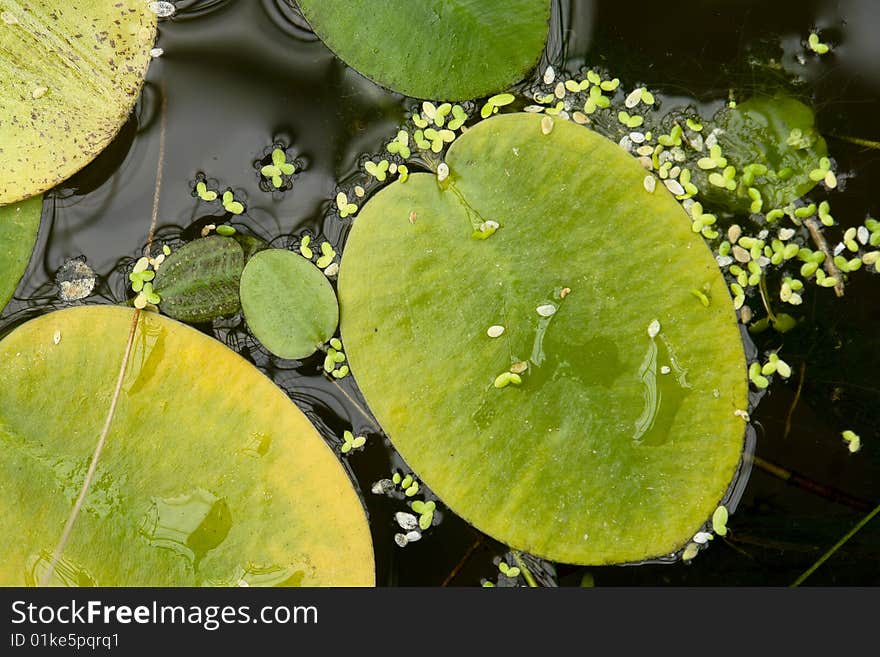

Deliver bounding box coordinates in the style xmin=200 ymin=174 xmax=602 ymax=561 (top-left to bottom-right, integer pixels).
xmin=757 ymin=273 xmax=777 ymax=324
xmin=40 ymin=309 xmax=142 ymax=585
xmin=41 ymin=87 xmax=167 ymax=585
xmin=804 ymin=218 xmax=845 ymax=298
xmin=512 ymin=551 xmax=539 ymax=588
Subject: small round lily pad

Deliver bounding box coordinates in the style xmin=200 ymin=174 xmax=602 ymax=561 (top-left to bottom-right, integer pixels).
xmin=296 ymin=0 xmax=552 ymax=100
xmin=240 ymin=249 xmax=339 ymax=360
xmin=339 ymin=113 xmax=748 ymax=565
xmin=0 ymin=306 xmax=374 ymax=586
xmin=0 ymin=1 xmax=156 ymax=203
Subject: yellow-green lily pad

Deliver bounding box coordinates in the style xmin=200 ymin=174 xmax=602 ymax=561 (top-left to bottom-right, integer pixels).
xmin=0 ymin=1 xmax=156 ymax=203
xmin=296 ymin=0 xmax=551 ymax=100
xmin=339 ymin=113 xmax=748 ymax=565
xmin=0 ymin=195 xmax=41 ymax=311
xmin=0 ymin=306 xmax=374 ymax=586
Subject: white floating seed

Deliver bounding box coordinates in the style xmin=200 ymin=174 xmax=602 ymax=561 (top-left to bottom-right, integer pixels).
xmin=739 ymin=306 xmax=753 ymax=324
xmin=554 ymin=81 xmax=566 ymax=99
xmin=618 ymin=136 xmax=632 ymax=151
xmin=715 ymin=255 xmax=734 ymax=267
xmin=53 ymin=330 xmax=61 ymax=345
xmin=636 ymin=145 xmax=653 ymax=156
xmin=572 ymin=111 xmax=589 ymax=125
xmin=394 ymin=533 xmax=409 ymax=548
xmin=778 ymin=228 xmax=796 ymax=241
xmin=524 ymin=105 xmax=545 ymax=113
xmin=543 ymin=66 xmax=555 ymax=85
xmin=693 ymin=532 xmax=713 ymax=544
xmin=668 ymin=166 xmax=681 ymax=179
xmin=858 ymin=225 xmax=870 ymax=245
xmin=643 ymin=175 xmax=656 ymax=193
xmin=756 ymin=256 xmax=771 ymax=267
xmin=437 ymin=162 xmax=449 ymax=182
xmin=536 ymin=304 xmax=557 ymax=317
xmin=638 ymin=156 xmax=653 ymax=170
xmin=487 ymin=325 xmax=505 ymax=338
xmin=541 ymin=116 xmax=554 ymax=135
xmin=629 ymin=131 xmax=646 ymax=144
xmin=757 ymin=229 xmax=769 ymax=239
xmin=405 ymin=531 xmax=422 ymax=543
xmin=395 ymin=512 xmax=419 ymax=531
xmin=734 ymin=409 xmax=750 ymax=421
xmin=625 ymin=88 xmax=642 ymax=109
xmin=324 ymin=262 xmax=340 ymax=277
xmin=663 ymin=179 xmax=685 ymax=196
xmin=660 ymin=365 xmax=671 ymax=375
xmin=647 ymin=319 xmax=661 ymax=338
xmin=728 ymin=225 xmax=742 ymax=243
xmin=732 ymin=246 xmax=751 ymax=263
xmin=371 ymin=478 xmax=394 ymax=495
xmin=148 ymin=1 xmax=176 ymax=18
xmin=833 ymin=242 xmax=845 ymax=256
xmin=150 ymin=47 xmax=164 ymax=58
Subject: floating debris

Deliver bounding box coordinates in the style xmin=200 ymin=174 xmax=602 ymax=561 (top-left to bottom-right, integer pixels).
xmin=371 ymin=479 xmax=395 ymax=495
xmin=395 ymin=512 xmax=419 ymax=531
xmin=148 ymin=1 xmax=176 ymax=18
xmin=55 ymin=258 xmax=96 ymax=302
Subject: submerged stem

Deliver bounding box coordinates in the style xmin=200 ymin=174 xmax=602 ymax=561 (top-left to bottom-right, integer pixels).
xmin=790 ymin=500 xmax=880 ymax=587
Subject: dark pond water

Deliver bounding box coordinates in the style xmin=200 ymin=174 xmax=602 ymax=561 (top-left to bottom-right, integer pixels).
xmin=2 ymin=0 xmax=878 ymax=585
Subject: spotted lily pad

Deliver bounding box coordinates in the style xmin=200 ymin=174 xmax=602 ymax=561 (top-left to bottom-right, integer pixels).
xmin=0 ymin=306 xmax=373 ymax=585
xmin=0 ymin=195 xmax=41 ymax=311
xmin=296 ymin=0 xmax=551 ymax=100
xmin=339 ymin=113 xmax=748 ymax=565
xmin=694 ymin=96 xmax=828 ymax=212
xmin=0 ymin=1 xmax=156 ymax=203
xmin=240 ymin=249 xmax=339 ymax=360
xmin=152 ymin=236 xmax=245 ymax=323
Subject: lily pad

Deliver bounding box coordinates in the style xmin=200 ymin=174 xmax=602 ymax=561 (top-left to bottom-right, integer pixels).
xmin=0 ymin=195 xmax=41 ymax=311
xmin=0 ymin=306 xmax=374 ymax=586
xmin=240 ymin=249 xmax=339 ymax=360
xmin=693 ymin=96 xmax=828 ymax=212
xmin=153 ymin=236 xmax=245 ymax=324
xmin=339 ymin=113 xmax=748 ymax=565
xmin=0 ymin=1 xmax=156 ymax=204
xmin=296 ymin=0 xmax=551 ymax=100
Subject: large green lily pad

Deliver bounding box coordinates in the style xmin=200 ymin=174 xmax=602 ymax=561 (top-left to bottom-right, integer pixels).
xmin=296 ymin=0 xmax=551 ymax=100
xmin=339 ymin=113 xmax=748 ymax=565
xmin=0 ymin=306 xmax=374 ymax=586
xmin=0 ymin=195 xmax=41 ymax=311
xmin=0 ymin=1 xmax=156 ymax=203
